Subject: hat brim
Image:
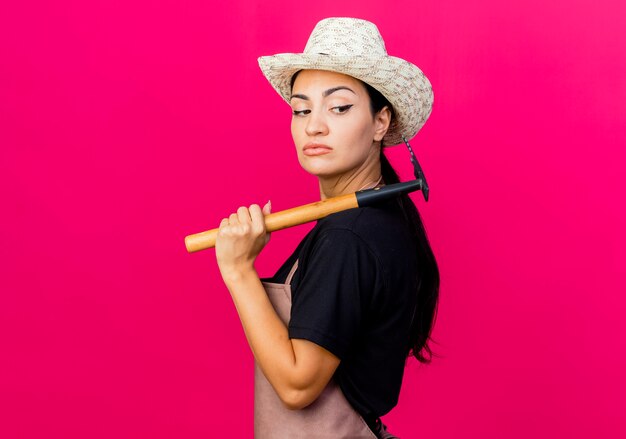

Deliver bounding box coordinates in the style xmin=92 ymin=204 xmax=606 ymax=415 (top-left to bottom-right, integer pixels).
xmin=258 ymin=53 xmax=433 ymax=146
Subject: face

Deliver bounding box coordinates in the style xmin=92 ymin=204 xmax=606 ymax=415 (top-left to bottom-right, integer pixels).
xmin=290 ymin=69 xmax=389 ymax=178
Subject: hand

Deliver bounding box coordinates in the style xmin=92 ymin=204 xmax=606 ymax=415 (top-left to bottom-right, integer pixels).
xmin=215 ymin=201 xmax=272 ymax=281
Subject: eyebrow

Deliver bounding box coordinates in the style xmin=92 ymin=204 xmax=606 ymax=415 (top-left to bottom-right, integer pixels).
xmin=290 ymin=86 xmax=356 ymax=101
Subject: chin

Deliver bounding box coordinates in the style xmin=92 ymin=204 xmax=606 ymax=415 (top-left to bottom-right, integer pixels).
xmin=298 ymin=157 xmax=341 ymax=178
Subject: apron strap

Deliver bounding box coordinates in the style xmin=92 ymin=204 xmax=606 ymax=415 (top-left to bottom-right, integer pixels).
xmin=285 ymin=259 xmax=299 ymax=286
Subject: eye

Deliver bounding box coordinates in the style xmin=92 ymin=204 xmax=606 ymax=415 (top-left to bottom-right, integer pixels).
xmin=292 ymin=109 xmax=311 ymax=116
xmin=331 ymin=104 xmax=353 ymax=114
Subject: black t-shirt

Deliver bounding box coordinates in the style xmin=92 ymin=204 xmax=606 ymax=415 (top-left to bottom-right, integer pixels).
xmin=262 ymin=197 xmax=420 ymax=423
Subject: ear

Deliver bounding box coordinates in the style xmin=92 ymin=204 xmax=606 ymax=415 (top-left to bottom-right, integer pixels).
xmin=373 ymin=106 xmax=392 ymax=142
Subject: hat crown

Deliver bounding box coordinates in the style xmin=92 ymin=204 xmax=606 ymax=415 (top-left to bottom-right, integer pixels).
xmin=303 ymin=17 xmax=388 ymax=57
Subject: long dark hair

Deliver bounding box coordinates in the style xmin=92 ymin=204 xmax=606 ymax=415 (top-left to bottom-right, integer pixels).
xmin=290 ymin=71 xmax=441 ymax=364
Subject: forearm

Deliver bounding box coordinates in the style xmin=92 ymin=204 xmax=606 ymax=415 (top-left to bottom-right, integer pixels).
xmin=222 ymin=268 xmax=299 ymax=399
xmin=214 ymin=203 xmax=330 ymax=408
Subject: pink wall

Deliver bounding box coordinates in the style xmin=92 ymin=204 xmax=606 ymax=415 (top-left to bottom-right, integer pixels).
xmin=1 ymin=1 xmax=625 ymax=437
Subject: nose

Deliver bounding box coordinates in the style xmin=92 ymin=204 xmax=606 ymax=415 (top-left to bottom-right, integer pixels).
xmin=304 ymin=108 xmax=329 ymax=137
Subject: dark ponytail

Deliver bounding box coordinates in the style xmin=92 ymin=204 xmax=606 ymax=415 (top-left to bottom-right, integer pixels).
xmin=379 ymin=145 xmax=441 ymax=364
xmin=364 ymin=81 xmax=441 ymax=364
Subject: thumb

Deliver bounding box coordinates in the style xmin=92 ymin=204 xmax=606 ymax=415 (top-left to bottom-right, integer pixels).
xmin=263 ymin=200 xmax=272 ymax=245
xmin=262 ymin=200 xmax=272 ymax=215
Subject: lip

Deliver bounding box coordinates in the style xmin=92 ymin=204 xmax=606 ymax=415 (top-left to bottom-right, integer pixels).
xmin=303 ymin=143 xmax=333 ymax=156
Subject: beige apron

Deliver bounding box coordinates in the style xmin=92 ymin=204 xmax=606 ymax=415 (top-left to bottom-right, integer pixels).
xmin=254 ymin=259 xmax=399 ymax=439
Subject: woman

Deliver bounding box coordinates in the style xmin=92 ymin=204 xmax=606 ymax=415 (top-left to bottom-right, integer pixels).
xmin=215 ymin=17 xmax=440 ymax=438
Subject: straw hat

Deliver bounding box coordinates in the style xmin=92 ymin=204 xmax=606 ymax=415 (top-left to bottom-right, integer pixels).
xmin=257 ymin=17 xmax=434 ymax=146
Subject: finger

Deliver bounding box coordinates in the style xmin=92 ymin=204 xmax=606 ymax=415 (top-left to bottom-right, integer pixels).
xmin=262 ymin=200 xmax=272 ymax=215
xmin=219 ymin=218 xmax=228 ymax=228
xmin=237 ymin=206 xmax=252 ymax=223
xmin=229 ymin=213 xmax=239 ymax=224
xmin=249 ymin=204 xmax=266 ymax=234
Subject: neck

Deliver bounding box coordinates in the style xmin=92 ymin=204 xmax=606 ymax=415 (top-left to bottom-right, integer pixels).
xmin=318 ymin=160 xmax=384 ymax=200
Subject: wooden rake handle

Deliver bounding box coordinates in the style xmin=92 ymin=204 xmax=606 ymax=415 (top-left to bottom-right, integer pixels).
xmin=184 ymin=193 xmax=358 ymax=253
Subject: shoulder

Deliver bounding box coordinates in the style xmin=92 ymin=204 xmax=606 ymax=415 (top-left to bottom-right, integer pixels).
xmin=294 ymin=198 xmax=417 ymax=280
xmin=316 ymin=198 xmax=412 ymax=245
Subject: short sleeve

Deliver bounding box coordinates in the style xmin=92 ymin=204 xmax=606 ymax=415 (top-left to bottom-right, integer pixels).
xmin=288 ymin=228 xmax=380 ymax=360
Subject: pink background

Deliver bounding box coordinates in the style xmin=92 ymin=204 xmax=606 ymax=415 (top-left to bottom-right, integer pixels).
xmin=1 ymin=1 xmax=625 ymax=437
